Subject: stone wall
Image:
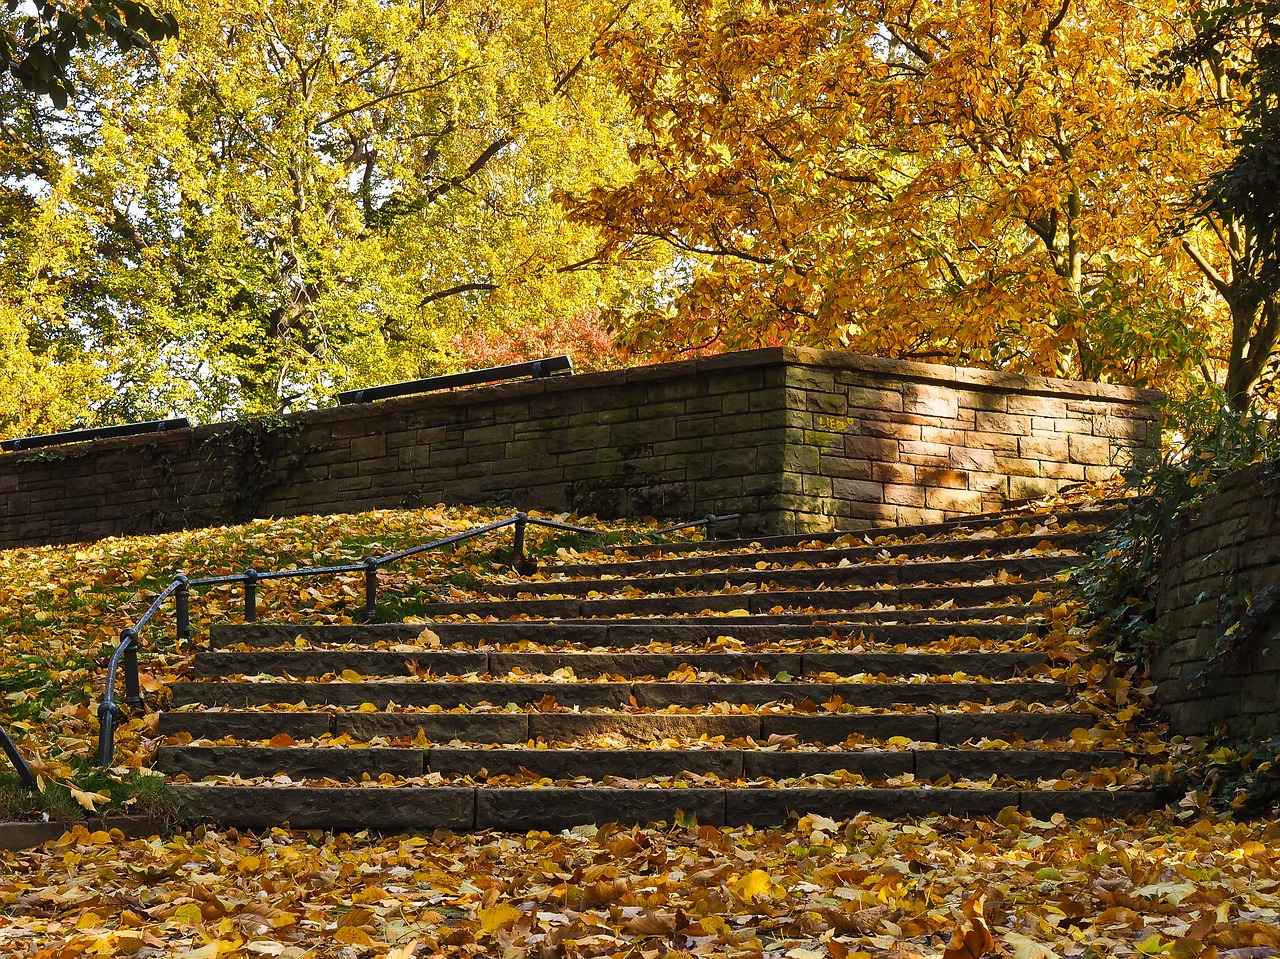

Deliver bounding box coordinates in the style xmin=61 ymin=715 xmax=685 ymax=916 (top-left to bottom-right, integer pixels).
xmin=1155 ymin=461 xmax=1280 ymax=738
xmin=0 ymin=347 xmax=1161 ymax=549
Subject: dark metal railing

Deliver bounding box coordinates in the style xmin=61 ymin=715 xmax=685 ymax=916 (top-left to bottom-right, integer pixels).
xmin=337 ymin=355 xmax=573 ymax=405
xmin=0 ymin=724 xmax=38 ymax=791
xmin=2 ymin=417 xmax=191 ymax=452
xmin=94 ymin=510 xmax=739 ymax=767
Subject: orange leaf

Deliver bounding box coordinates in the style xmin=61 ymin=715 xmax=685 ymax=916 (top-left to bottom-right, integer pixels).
xmin=943 ymin=892 xmax=995 ymax=959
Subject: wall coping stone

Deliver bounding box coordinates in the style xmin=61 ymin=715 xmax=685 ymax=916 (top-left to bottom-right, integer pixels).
xmin=0 ymin=348 xmax=1163 ymax=467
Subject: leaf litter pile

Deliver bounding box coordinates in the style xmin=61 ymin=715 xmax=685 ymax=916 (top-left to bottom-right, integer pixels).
xmin=3 ymin=811 xmax=1278 ymax=958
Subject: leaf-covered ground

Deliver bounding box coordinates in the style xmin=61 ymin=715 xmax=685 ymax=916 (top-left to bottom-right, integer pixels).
xmin=1 ymin=811 xmax=1275 ymax=958
xmin=0 ymin=487 xmax=1268 ymax=958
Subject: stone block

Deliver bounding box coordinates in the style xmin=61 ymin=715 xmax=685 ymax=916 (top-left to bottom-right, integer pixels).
xmin=899 ymin=440 xmax=953 ymax=460
xmin=919 ymin=426 xmax=966 ymax=446
xmin=1040 ymin=461 xmax=1086 ymax=481
xmin=1008 ymin=395 xmax=1069 ymax=417
xmin=994 ymin=456 xmax=1042 ymax=477
xmin=884 ymin=484 xmax=925 ymax=507
xmin=1019 ymin=436 xmax=1069 ymax=461
xmin=950 ymin=448 xmax=997 ymax=472
xmin=1009 ymin=476 xmax=1059 ymax=500
xmin=825 ymin=457 xmax=874 ymax=480
xmin=845 ymin=436 xmax=898 ymax=461
xmin=917 ymin=467 xmax=969 ymax=489
xmin=844 ymin=386 xmax=904 ymax=412
xmin=969 ymin=472 xmax=1008 ymax=493
xmin=963 ymin=431 xmax=1020 ymax=453
xmin=1069 ymin=434 xmax=1111 ymax=466
xmin=904 ymin=382 xmax=960 ymax=419
xmin=872 ymin=462 xmax=917 ymax=485
xmin=975 ymin=412 xmax=1032 ymax=435
xmin=954 ymin=390 xmax=1008 ymax=412
xmin=833 ymin=478 xmax=885 ymax=502
xmin=858 ymin=419 xmax=921 ymax=442
xmin=925 ymin=487 xmax=983 ymax=512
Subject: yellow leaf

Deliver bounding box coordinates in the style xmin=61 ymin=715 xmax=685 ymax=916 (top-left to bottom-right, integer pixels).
xmin=700 ymin=914 xmax=731 ymax=937
xmin=334 ymin=926 xmax=376 ymax=946
xmin=337 ymin=908 xmax=375 ymax=928
xmin=177 ymin=945 xmax=220 ymax=959
xmin=731 ymin=869 xmax=772 ymax=902
xmin=1005 ymin=933 xmax=1059 ymax=959
xmin=388 ymin=942 xmax=420 ymax=959
xmin=70 ymin=786 xmax=112 ymax=812
xmin=478 ymin=903 xmax=522 ymax=935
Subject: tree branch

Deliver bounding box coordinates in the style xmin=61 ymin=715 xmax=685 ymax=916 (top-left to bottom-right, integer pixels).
xmin=1182 ymin=237 xmax=1234 ymax=301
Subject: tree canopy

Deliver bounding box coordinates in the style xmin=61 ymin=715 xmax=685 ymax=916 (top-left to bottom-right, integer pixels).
xmin=567 ymin=0 xmax=1231 ymax=390
xmin=2 ymin=0 xmax=1280 ymax=431
xmin=0 ymin=0 xmax=660 ymax=428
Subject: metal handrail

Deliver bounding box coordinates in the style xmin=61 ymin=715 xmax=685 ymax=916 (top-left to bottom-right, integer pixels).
xmin=2 ymin=417 xmax=190 ymax=452
xmin=0 ymin=724 xmax=38 ymax=791
xmin=337 ymin=355 xmax=573 ymax=405
xmin=95 ymin=510 xmax=740 ymax=766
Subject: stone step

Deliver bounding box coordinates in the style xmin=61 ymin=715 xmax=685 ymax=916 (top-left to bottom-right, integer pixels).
xmin=619 ymin=506 xmax=1126 ymax=557
xmin=550 ymin=531 xmax=1099 ymax=578
xmin=485 ymin=556 xmax=1075 ymax=597
xmin=168 ymin=782 xmax=1159 ymax=830
xmin=188 ymin=649 xmax=1052 ymax=681
xmin=170 ymin=678 xmax=1066 ymax=710
xmin=155 ymin=744 xmax=1129 ymax=782
xmin=419 ymin=582 xmax=1052 ymax=619
xmin=208 ymin=612 xmax=1049 ymax=649
xmin=159 ymin=709 xmax=1092 ymax=746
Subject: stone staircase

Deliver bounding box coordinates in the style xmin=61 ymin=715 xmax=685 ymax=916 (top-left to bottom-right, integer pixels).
xmin=155 ymin=499 xmax=1166 ymax=831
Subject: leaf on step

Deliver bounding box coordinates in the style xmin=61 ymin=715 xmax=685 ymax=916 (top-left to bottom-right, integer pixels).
xmin=731 ymin=869 xmax=773 ymax=902
xmin=1004 ymin=932 xmax=1060 ymax=959
xmin=334 ymin=926 xmax=376 ymax=947
xmin=534 ymin=694 xmax=559 ymax=712
xmin=478 ymin=903 xmax=522 ymax=935
xmin=418 ymin=627 xmax=441 ymax=646
xmin=943 ymin=892 xmax=995 ymax=959
xmin=623 ymin=910 xmax=679 ymax=935
xmin=267 ymin=733 xmax=295 ymax=747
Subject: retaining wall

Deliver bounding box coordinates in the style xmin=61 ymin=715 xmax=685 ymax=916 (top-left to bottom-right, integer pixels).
xmin=1155 ymin=461 xmax=1280 ymax=737
xmin=0 ymin=347 xmax=1161 ymax=548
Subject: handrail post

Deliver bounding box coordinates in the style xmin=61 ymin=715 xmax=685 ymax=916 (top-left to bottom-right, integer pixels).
xmin=363 ymin=557 xmax=379 ymax=621
xmin=704 ymin=513 xmax=718 ymax=539
xmin=243 ymin=568 xmax=258 ymax=623
xmin=121 ymin=628 xmax=143 ymax=709
xmin=513 ymin=511 xmax=528 ymax=571
xmin=175 ymin=574 xmax=191 ymax=642
xmin=0 ymin=725 xmax=38 ymax=792
xmin=96 ymin=701 xmax=121 ymax=768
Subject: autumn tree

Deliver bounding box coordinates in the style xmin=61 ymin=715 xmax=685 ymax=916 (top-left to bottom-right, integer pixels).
xmin=569 ymin=0 xmax=1224 ymax=388
xmin=0 ymin=0 xmax=658 ymax=430
xmin=0 ymin=0 xmax=175 ymax=106
xmin=1158 ymin=0 xmax=1280 ymax=408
